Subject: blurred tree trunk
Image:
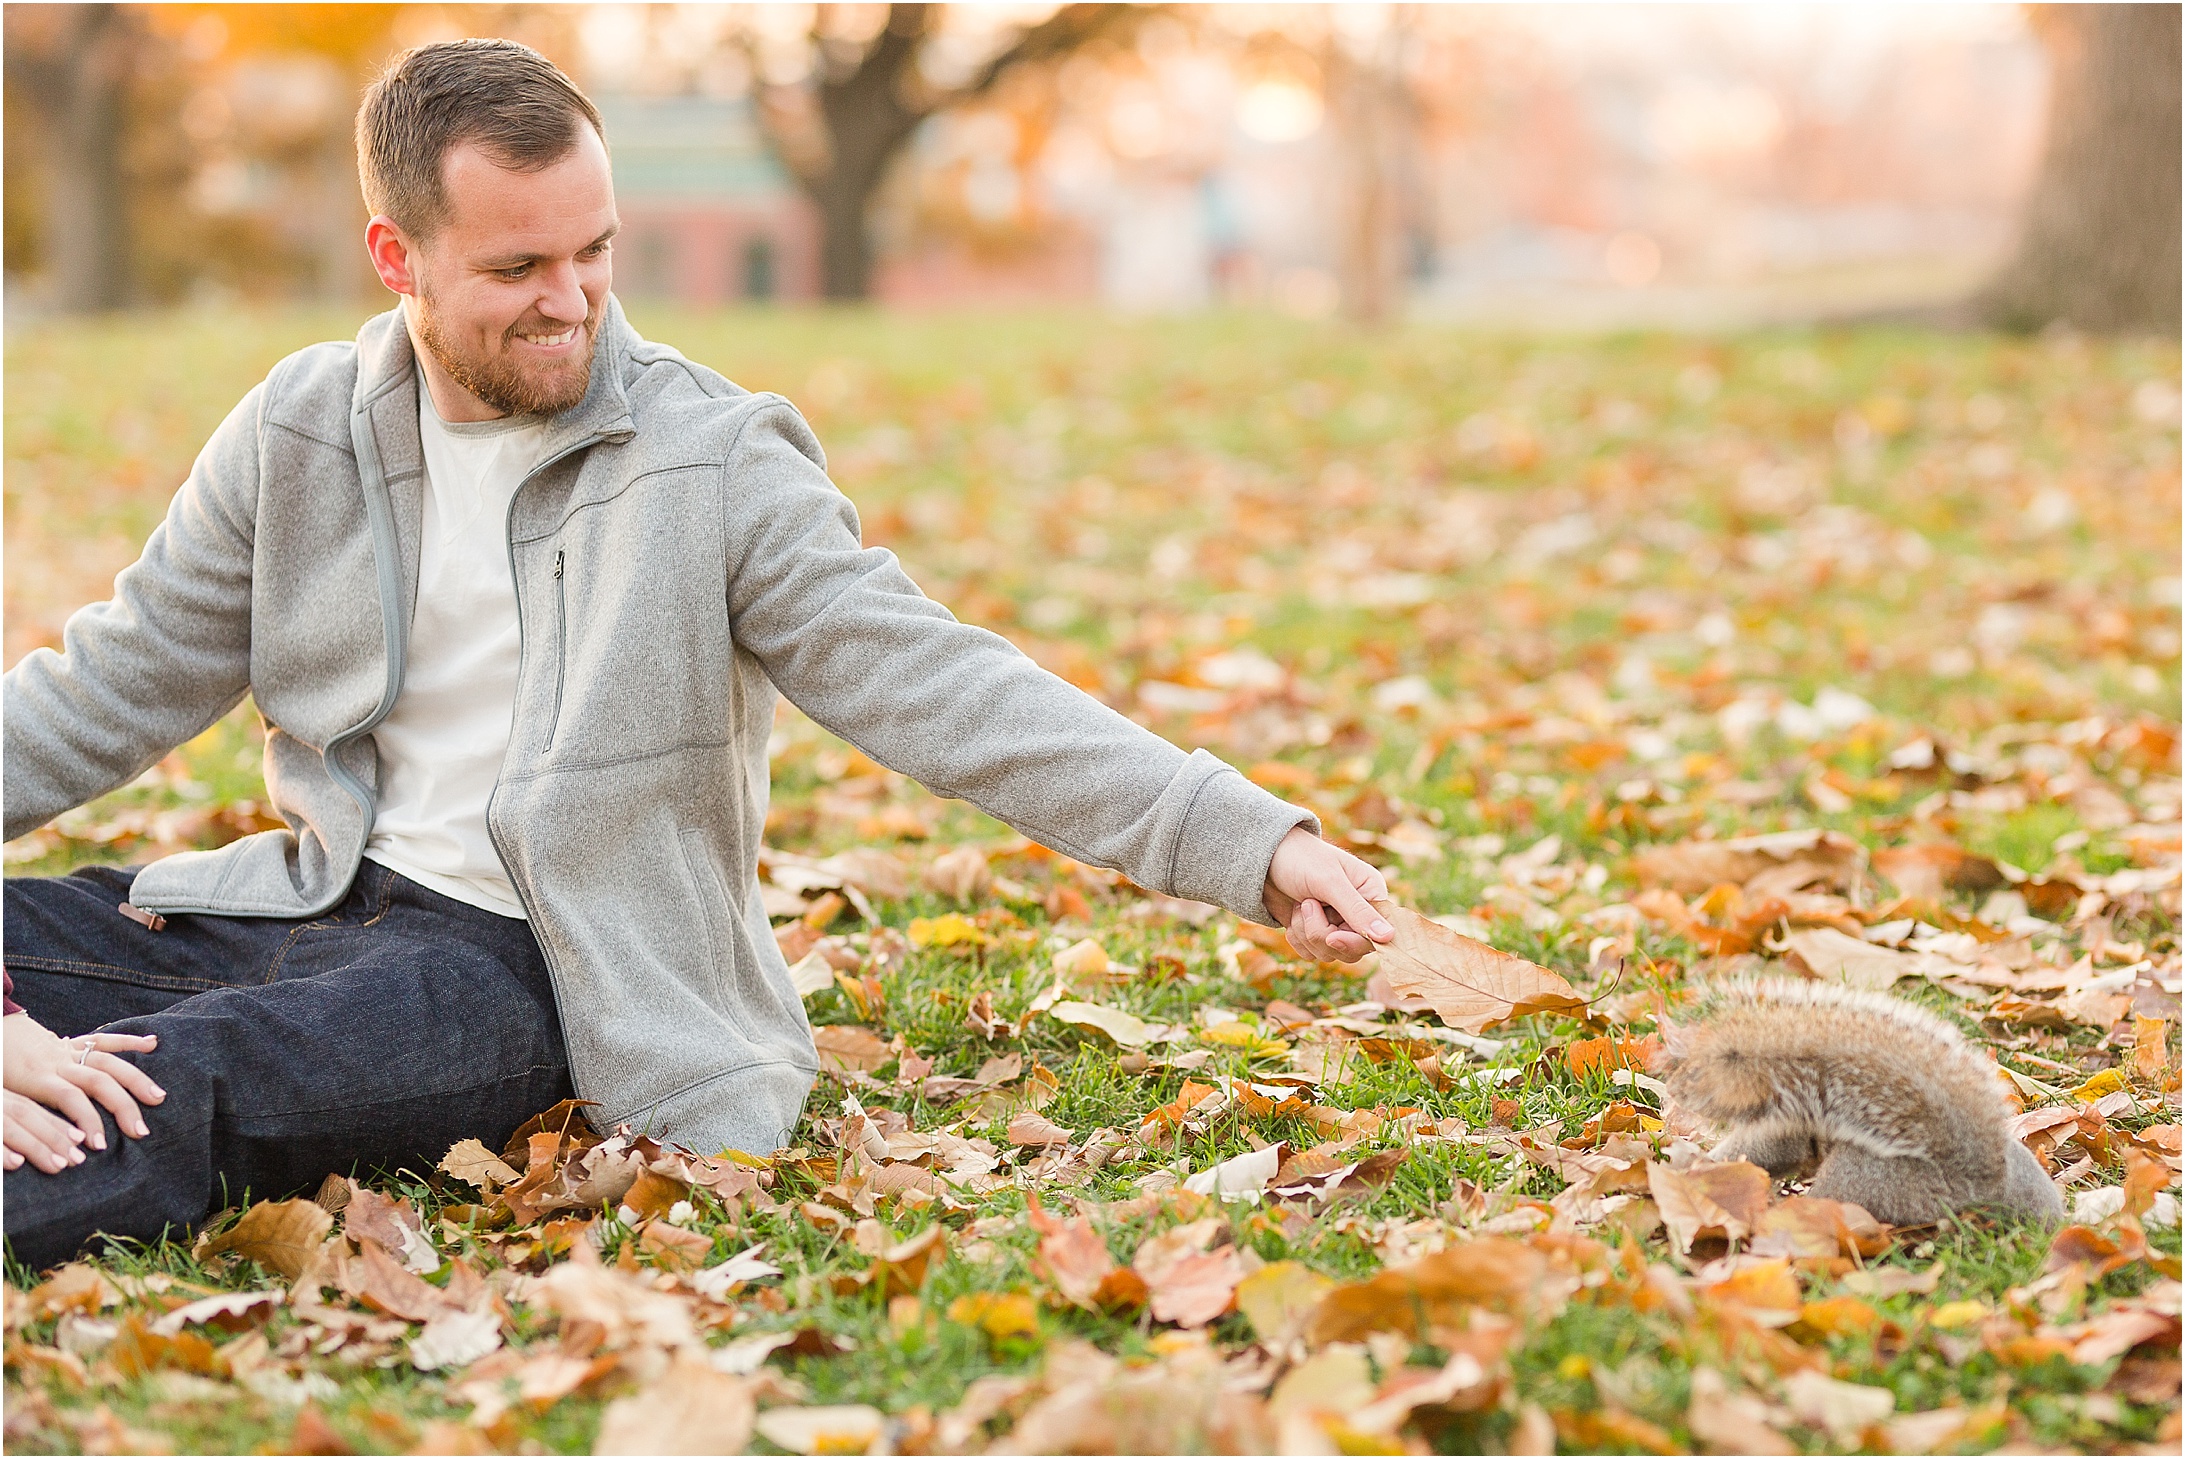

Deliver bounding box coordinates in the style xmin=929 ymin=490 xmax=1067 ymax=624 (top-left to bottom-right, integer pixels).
xmin=1326 ymin=16 xmax=1415 ymax=326
xmin=7 ymin=4 xmax=134 ymax=311
xmin=1978 ymin=4 xmax=2181 ymax=333
xmin=754 ymin=3 xmax=1141 ymax=301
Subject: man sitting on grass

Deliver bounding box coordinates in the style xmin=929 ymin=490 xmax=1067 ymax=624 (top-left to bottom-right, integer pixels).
xmin=1 ymin=39 xmax=1391 ymax=1270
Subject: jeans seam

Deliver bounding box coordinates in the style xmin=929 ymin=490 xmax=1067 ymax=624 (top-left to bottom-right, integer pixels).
xmin=1 ymin=954 xmax=256 ymax=997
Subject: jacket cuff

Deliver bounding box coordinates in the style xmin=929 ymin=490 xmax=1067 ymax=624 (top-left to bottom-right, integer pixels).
xmin=1165 ymin=749 xmax=1318 ymax=926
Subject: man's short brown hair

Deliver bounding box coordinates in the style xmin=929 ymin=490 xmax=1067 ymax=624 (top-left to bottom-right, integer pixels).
xmin=356 ymin=38 xmax=604 ymax=236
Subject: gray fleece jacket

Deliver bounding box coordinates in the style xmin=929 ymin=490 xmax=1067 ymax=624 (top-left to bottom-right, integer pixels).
xmin=2 ymin=299 xmax=1315 ymax=1155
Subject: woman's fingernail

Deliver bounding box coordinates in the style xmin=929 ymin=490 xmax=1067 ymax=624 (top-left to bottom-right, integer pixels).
xmin=68 ymin=1148 xmax=84 ymax=1164
xmin=1370 ymin=919 xmax=1393 ymax=939
xmin=147 ymin=1087 xmax=166 ymax=1101
xmin=131 ymin=1122 xmax=148 ymax=1137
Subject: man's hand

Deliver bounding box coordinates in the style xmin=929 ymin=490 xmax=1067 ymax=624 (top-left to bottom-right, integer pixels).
xmin=1263 ymin=826 xmax=1394 ymax=962
xmin=2 ymin=1013 xmax=163 ymax=1174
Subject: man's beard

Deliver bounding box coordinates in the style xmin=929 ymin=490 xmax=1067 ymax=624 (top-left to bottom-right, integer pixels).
xmin=414 ymin=289 xmax=598 ymax=418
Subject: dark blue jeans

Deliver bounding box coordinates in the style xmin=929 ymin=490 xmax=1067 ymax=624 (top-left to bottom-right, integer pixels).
xmin=2 ymin=860 xmax=573 ymax=1271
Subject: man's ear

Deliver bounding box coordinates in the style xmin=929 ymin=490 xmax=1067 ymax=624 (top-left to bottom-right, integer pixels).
xmin=365 ymin=215 xmax=420 ymax=298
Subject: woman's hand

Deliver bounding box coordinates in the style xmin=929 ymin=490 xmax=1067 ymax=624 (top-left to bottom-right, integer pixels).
xmin=2 ymin=1012 xmax=164 ymax=1173
xmin=1262 ymin=826 xmax=1394 ymax=962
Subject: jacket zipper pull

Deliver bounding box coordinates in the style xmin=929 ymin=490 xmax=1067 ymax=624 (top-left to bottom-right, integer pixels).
xmin=554 ymin=549 xmax=564 ymax=579
xmin=118 ymin=902 xmax=168 ymax=932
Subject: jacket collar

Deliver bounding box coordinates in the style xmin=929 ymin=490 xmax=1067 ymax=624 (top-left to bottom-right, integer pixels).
xmin=350 ymin=292 xmax=639 ymax=457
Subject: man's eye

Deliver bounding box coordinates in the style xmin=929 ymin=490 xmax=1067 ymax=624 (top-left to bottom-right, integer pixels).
xmin=497 ymin=265 xmax=531 ymax=280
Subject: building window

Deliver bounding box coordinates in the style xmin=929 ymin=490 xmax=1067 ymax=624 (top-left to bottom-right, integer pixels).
xmin=742 ymin=236 xmax=776 ymax=301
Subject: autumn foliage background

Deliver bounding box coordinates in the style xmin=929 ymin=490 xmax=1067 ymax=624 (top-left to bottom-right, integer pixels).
xmin=3 ymin=4 xmax=2183 ymax=1456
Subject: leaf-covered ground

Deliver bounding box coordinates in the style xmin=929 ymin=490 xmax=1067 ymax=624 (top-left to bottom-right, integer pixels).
xmin=3 ymin=307 xmax=2179 ymax=1455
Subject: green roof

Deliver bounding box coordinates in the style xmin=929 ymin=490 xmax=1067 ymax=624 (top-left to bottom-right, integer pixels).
xmin=597 ymin=94 xmax=796 ymax=203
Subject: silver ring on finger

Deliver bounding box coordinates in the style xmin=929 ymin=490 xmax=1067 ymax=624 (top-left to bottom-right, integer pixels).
xmin=69 ymin=1037 xmax=95 ymax=1065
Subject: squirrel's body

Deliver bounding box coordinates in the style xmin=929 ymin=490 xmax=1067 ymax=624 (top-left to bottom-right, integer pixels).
xmin=1656 ymin=979 xmax=2064 ymax=1226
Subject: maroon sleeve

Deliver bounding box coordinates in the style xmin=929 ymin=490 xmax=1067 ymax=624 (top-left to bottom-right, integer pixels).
xmin=4 ymin=972 xmax=18 ymax=1016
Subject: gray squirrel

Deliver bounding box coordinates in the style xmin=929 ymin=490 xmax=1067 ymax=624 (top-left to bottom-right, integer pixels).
xmin=1654 ymin=979 xmax=2065 ymax=1226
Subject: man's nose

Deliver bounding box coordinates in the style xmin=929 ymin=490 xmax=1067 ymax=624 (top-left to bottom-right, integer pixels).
xmin=534 ymin=262 xmax=589 ymax=326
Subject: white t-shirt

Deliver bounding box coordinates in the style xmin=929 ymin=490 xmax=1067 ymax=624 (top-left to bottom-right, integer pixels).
xmin=362 ymin=400 xmax=549 ymax=919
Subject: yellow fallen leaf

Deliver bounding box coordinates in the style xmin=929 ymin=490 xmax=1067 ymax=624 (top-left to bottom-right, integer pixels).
xmin=947 ymin=1291 xmax=1041 ymax=1340
xmin=1928 ymin=1300 xmax=1987 ymax=1329
xmin=2070 ymin=1067 xmax=2128 ymax=1102
xmin=908 ymin=913 xmax=991 ymax=949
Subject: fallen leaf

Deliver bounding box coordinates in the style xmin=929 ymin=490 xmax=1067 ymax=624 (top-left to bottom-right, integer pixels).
xmin=1234 ymin=1261 xmax=1335 ymax=1347
xmin=1369 ymin=902 xmax=1585 ymax=1033
xmin=1182 ymin=1143 xmax=1286 ymax=1203
xmin=1006 ymin=1111 xmax=1075 ymax=1148
xmin=595 ymin=1354 xmax=757 ymax=1454
xmin=149 ymin=1289 xmax=281 ymax=1336
xmin=908 ymin=913 xmax=990 ymax=949
xmin=948 ymin=1291 xmax=1041 ymax=1340
xmin=1777 ymin=926 xmax=1913 ymax=990
xmin=195 ymin=1199 xmax=333 ymax=1280
xmin=1781 ymin=1369 xmax=1894 ymax=1448
xmin=1634 ymin=829 xmax=1865 ymax=897
xmin=1142 ymin=1246 xmax=1247 ymax=1328
xmin=754 ymin=1404 xmax=886 ymax=1455
xmin=812 ymin=1025 xmax=893 ymax=1073
xmin=408 ymin=1307 xmax=503 ymax=1372
xmin=1873 ymin=844 xmax=2005 ymax=902
xmin=1687 ymin=1366 xmax=1796 ymax=1456
xmin=440 ymin=1138 xmax=522 ymax=1193
xmin=1309 ymin=1240 xmax=1576 ymax=1343
xmin=1048 ymin=999 xmax=1161 ymax=1047
xmin=1649 ymin=1160 xmax=1772 ymax=1253
xmin=925 ymin=845 xmax=992 ymax=902
xmin=1029 ymin=1203 xmax=1127 ymax=1311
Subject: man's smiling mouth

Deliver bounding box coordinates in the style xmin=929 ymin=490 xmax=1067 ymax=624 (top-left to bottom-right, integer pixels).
xmin=516 ymin=326 xmax=579 ymax=348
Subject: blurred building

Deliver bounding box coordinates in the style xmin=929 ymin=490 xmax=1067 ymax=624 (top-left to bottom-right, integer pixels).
xmin=596 ymin=93 xmax=819 ymax=305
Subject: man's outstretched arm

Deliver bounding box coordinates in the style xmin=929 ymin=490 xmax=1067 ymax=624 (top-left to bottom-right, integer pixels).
xmin=3 ymin=386 xmax=263 ymax=841
xmin=721 ymin=400 xmax=1389 ymax=950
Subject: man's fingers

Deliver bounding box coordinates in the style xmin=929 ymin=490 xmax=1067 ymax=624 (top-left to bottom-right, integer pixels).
xmin=1320 ymin=877 xmax=1393 ymax=943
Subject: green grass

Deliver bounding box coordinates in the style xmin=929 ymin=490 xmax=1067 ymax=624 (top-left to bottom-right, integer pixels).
xmin=3 ymin=303 xmax=2178 ymax=1454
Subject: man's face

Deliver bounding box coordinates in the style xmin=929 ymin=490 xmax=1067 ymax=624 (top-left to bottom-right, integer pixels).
xmin=399 ymin=127 xmax=618 ymax=419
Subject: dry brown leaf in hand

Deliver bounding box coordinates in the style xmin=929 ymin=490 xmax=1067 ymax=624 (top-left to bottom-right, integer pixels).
xmin=1369 ymin=902 xmax=1584 ymax=1033
xmin=194 ymin=1198 xmax=333 ymax=1280
xmin=1648 ymin=1160 xmax=1773 ymax=1253
xmin=594 ymin=1354 xmax=757 ymax=1455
